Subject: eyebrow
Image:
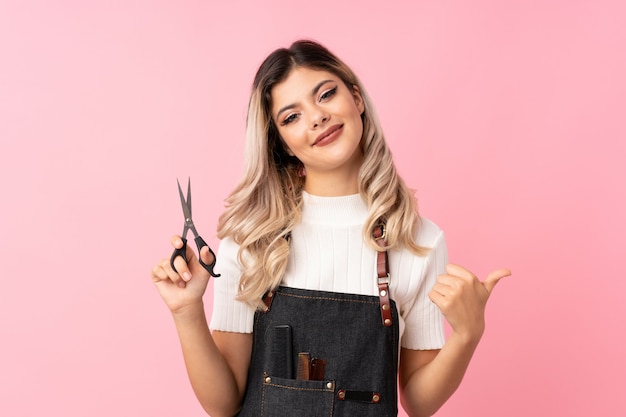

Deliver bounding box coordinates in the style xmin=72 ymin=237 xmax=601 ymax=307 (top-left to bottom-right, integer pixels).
xmin=275 ymin=79 xmax=334 ymax=120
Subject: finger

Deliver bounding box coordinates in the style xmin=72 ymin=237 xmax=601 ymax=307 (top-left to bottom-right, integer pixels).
xmin=165 ymin=257 xmax=188 ymax=289
xmin=151 ymin=263 xmax=169 ymax=282
xmin=173 ymin=255 xmax=193 ymax=282
xmin=445 ymin=263 xmax=476 ymax=281
xmin=483 ymin=268 xmax=512 ymax=293
xmin=430 ymin=281 xmax=456 ymax=299
xmin=159 ymin=257 xmax=185 ymax=285
xmin=171 ymin=235 xmax=184 ymax=249
xmin=153 ymin=258 xmax=180 ymax=280
xmin=428 ymin=289 xmax=446 ymax=307
xmin=152 ymin=261 xmax=186 ymax=289
xmin=436 ymin=274 xmax=461 ymax=287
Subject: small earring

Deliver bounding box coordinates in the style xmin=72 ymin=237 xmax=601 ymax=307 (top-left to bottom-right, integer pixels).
xmin=297 ymin=164 xmax=306 ymax=177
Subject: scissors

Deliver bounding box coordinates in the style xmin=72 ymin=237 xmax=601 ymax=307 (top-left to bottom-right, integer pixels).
xmin=169 ymin=178 xmax=220 ymax=278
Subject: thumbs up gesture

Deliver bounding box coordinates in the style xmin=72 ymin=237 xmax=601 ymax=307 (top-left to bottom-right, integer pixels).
xmin=429 ymin=264 xmax=511 ymax=342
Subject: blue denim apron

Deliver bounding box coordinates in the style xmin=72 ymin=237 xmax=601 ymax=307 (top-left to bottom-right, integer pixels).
xmin=237 ymin=226 xmax=399 ymax=416
xmin=238 ymin=287 xmax=398 ymax=417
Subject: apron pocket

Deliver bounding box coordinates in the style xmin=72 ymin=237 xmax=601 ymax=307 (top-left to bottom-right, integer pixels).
xmin=261 ymin=374 xmax=335 ymax=417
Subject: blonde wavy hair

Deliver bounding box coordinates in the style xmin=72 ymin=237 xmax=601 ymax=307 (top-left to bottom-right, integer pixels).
xmin=217 ymin=40 xmax=427 ymax=308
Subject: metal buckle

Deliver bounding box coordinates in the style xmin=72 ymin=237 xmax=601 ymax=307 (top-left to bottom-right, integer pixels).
xmin=374 ymin=224 xmax=386 ymax=241
xmin=378 ymin=273 xmax=390 ymax=287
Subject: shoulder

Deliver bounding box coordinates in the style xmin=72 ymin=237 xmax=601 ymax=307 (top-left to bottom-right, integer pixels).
xmin=215 ymin=236 xmax=243 ymax=268
xmin=217 ymin=235 xmax=240 ymax=254
xmin=414 ymin=217 xmax=445 ymax=249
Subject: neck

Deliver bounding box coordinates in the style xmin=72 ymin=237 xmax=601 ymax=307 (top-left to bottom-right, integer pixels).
xmin=303 ymin=162 xmax=362 ymax=197
xmin=304 ymin=175 xmax=358 ymax=196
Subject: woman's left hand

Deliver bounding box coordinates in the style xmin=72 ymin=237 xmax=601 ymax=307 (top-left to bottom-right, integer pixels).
xmin=429 ymin=264 xmax=511 ymax=343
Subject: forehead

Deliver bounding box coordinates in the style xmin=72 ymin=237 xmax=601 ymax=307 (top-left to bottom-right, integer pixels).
xmin=271 ymin=67 xmax=340 ymax=105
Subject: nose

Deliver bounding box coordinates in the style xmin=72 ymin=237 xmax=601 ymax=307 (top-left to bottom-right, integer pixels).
xmin=311 ymin=109 xmax=329 ymax=128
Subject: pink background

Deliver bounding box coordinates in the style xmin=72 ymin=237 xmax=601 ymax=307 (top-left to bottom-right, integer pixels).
xmin=1 ymin=0 xmax=625 ymax=416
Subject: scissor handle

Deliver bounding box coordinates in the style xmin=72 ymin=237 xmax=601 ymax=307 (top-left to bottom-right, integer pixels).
xmin=194 ymin=236 xmax=221 ymax=278
xmin=169 ymin=237 xmax=221 ymax=278
xmin=170 ymin=237 xmax=189 ymax=273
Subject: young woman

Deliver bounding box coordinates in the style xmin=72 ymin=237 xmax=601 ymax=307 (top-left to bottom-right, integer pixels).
xmin=152 ymin=40 xmax=510 ymax=417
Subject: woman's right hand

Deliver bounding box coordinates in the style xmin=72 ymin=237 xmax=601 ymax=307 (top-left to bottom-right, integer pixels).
xmin=151 ymin=235 xmax=215 ymax=313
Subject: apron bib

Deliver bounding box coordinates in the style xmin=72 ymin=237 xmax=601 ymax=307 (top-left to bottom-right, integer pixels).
xmin=236 ymin=286 xmax=400 ymax=417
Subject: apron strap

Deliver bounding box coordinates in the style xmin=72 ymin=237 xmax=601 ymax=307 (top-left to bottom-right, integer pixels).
xmin=263 ymin=222 xmax=394 ymax=327
xmin=373 ymin=222 xmax=393 ymax=327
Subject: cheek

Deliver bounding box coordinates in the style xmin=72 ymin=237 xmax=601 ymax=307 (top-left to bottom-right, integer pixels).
xmin=277 ymin=130 xmax=299 ymax=156
xmin=280 ymin=127 xmax=307 ymax=149
xmin=352 ymin=114 xmax=364 ymax=137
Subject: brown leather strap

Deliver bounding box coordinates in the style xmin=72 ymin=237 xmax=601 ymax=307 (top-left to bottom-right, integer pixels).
xmin=373 ymin=223 xmax=393 ymax=327
xmin=262 ymin=290 xmax=274 ymax=312
xmin=337 ymin=389 xmax=382 ymax=404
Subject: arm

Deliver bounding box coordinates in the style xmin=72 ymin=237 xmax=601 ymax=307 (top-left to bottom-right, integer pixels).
xmin=399 ymin=264 xmax=511 ymax=417
xmin=399 ymin=339 xmax=477 ymax=417
xmin=152 ymin=237 xmax=252 ymax=416
xmin=172 ymin=305 xmax=251 ymax=416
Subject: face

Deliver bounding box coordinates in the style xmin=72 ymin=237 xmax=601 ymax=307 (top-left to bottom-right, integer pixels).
xmin=270 ymin=67 xmax=365 ymax=187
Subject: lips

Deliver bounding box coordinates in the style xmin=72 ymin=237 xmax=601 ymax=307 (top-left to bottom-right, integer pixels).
xmin=314 ymin=124 xmax=343 ymax=146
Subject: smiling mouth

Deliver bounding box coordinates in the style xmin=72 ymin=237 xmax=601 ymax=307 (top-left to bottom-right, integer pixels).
xmin=314 ymin=124 xmax=343 ymax=145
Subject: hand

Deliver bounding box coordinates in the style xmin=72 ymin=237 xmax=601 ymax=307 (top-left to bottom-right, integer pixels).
xmin=429 ymin=264 xmax=511 ymax=343
xmin=151 ymin=235 xmax=216 ymax=313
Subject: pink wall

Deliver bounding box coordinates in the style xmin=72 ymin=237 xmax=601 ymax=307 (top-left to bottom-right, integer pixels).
xmin=1 ymin=0 xmax=624 ymax=416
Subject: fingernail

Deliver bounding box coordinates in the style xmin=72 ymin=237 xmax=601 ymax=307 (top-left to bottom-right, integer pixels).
xmin=183 ymin=272 xmax=192 ymax=281
xmin=178 ymin=281 xmax=186 ymax=289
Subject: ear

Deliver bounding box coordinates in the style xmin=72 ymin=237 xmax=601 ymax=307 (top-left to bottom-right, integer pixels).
xmin=351 ymin=84 xmax=365 ymax=114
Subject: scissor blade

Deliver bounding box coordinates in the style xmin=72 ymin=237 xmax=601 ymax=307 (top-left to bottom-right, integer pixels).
xmin=177 ymin=179 xmax=192 ymax=220
xmin=187 ymin=177 xmax=192 ymax=218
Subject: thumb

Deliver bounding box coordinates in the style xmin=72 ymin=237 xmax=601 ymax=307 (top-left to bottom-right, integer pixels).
xmin=483 ymin=268 xmax=512 ymax=293
xmin=199 ymin=245 xmax=216 ymax=266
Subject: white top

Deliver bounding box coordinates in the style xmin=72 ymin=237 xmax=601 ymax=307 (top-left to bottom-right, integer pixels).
xmin=209 ymin=192 xmax=447 ymax=350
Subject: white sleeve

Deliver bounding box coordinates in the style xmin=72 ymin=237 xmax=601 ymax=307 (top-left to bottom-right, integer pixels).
xmin=400 ymin=229 xmax=448 ymax=350
xmin=208 ymin=237 xmax=255 ymax=333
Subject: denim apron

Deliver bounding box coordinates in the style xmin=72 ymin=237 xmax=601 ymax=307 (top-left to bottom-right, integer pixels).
xmin=237 ymin=225 xmax=399 ymax=416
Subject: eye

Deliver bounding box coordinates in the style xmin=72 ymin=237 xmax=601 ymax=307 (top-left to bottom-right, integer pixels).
xmin=280 ymin=113 xmax=299 ymax=126
xmin=319 ymin=86 xmax=337 ymax=101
